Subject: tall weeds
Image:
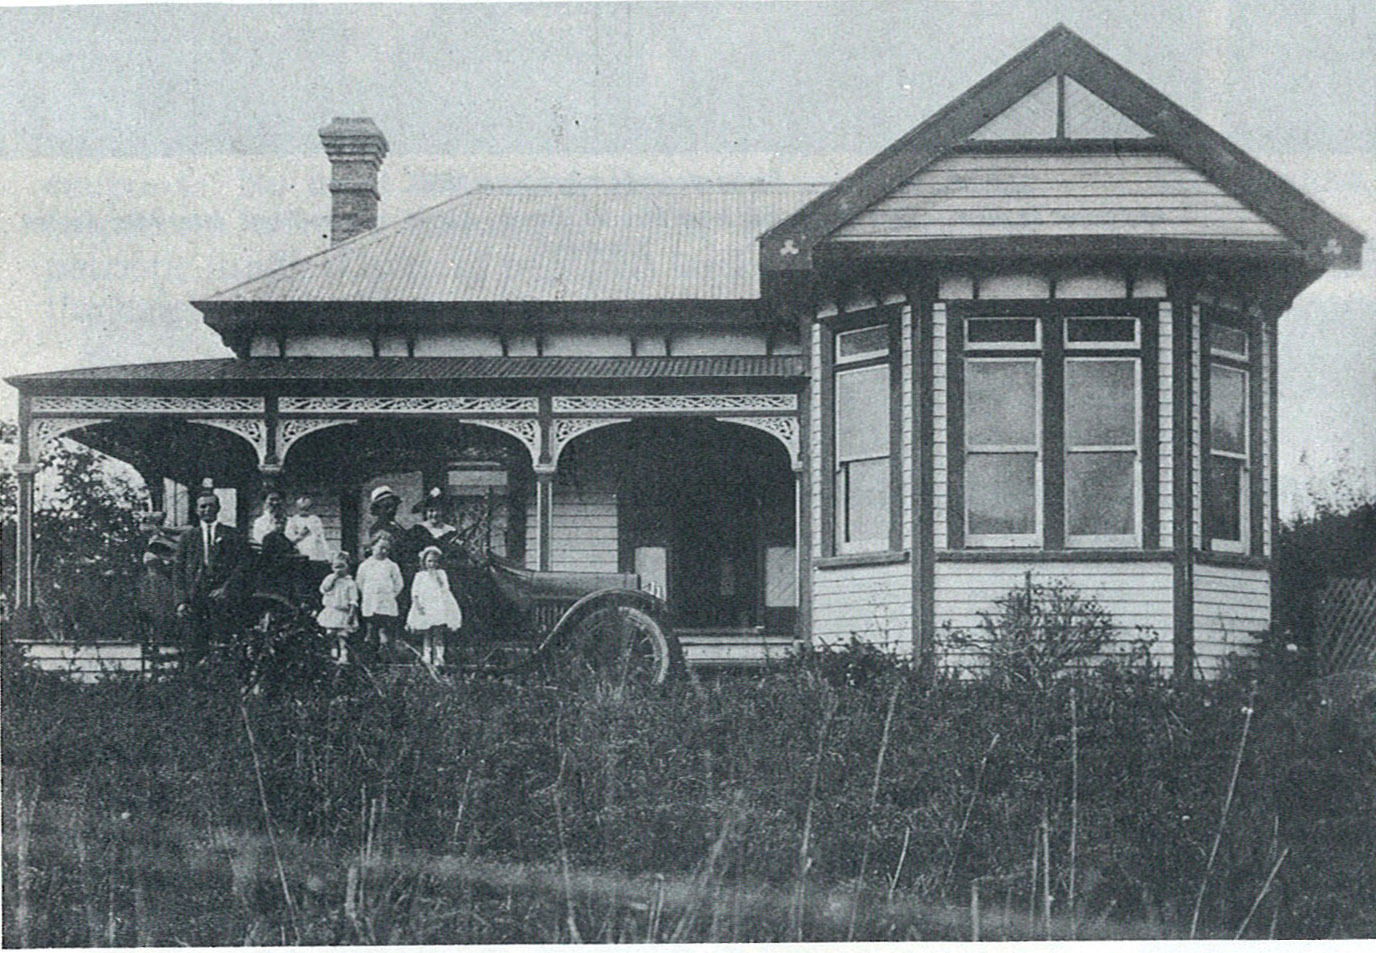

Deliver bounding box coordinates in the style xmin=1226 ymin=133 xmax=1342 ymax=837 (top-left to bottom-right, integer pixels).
xmin=3 ymin=640 xmax=1374 ymax=944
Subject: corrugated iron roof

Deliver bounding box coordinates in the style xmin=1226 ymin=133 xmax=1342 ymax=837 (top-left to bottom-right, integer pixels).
xmin=9 ymin=355 xmax=805 ymax=386
xmin=202 ymin=184 xmax=827 ymax=304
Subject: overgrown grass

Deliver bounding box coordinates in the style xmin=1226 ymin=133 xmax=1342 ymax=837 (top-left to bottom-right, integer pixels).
xmin=3 ymin=644 xmax=1374 ymax=944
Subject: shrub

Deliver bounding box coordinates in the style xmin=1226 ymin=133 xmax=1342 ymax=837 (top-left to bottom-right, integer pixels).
xmin=943 ymin=574 xmax=1116 ymax=690
xmin=1274 ymin=460 xmax=1376 ymax=670
xmin=786 ymin=634 xmax=910 ymax=689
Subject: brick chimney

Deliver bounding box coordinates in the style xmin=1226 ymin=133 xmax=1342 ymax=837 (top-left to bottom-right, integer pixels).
xmin=318 ymin=117 xmax=388 ymax=244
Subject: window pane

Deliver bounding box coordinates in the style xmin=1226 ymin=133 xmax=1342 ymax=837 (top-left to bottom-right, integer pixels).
xmin=967 ymin=453 xmax=1036 ymax=536
xmin=1067 ymin=317 xmax=1136 ymax=344
xmin=839 ymin=458 xmax=890 ymax=546
xmin=1207 ymin=456 xmax=1244 ymax=542
xmin=836 ymin=365 xmax=889 ymax=459
xmin=634 ymin=547 xmax=667 ymax=600
xmin=1067 ymin=452 xmax=1135 ymax=537
xmin=765 ymin=547 xmax=797 ymax=607
xmin=1212 ymin=324 xmax=1248 ymax=357
xmin=967 ymin=318 xmax=1038 ymax=344
xmin=837 ymin=325 xmax=888 ymax=360
xmin=1210 ymin=364 xmax=1247 ymax=455
xmin=1066 ymin=359 xmax=1136 ymax=446
xmin=966 ymin=360 xmax=1037 ymax=446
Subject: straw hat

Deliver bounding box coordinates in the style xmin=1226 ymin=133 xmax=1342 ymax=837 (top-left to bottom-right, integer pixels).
xmin=369 ymin=485 xmax=402 ymax=513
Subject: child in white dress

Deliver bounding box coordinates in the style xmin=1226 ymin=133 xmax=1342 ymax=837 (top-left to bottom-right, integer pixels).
xmin=356 ymin=533 xmax=404 ymax=665
xmin=406 ymin=545 xmax=463 ymax=667
xmin=316 ymin=550 xmax=360 ymax=663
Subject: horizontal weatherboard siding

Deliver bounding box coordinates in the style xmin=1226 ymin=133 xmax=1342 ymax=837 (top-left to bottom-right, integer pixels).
xmin=1193 ymin=564 xmax=1270 ymax=674
xmin=932 ymin=304 xmax=949 ymax=550
xmin=549 ymin=497 xmax=619 ymax=573
xmin=549 ymin=448 xmax=619 ymax=573
xmin=832 ymin=153 xmax=1287 ymax=242
xmin=902 ymin=305 xmax=914 ymax=550
xmin=812 ymin=561 xmax=912 ymax=655
xmin=933 ymin=560 xmax=1174 ymax=671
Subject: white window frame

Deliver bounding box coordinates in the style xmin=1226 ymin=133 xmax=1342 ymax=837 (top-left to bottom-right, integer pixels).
xmin=1207 ymin=359 xmax=1251 ymax=554
xmin=965 ymin=316 xmax=1042 ymax=351
xmin=836 ymin=324 xmax=890 ymax=363
xmin=834 ymin=324 xmax=892 ymax=554
xmin=964 ymin=355 xmax=1044 ymax=548
xmin=1064 ymin=316 xmax=1140 ymax=351
xmin=1063 ymin=355 xmax=1142 ymax=548
xmin=1211 ymin=325 xmax=1250 ymax=362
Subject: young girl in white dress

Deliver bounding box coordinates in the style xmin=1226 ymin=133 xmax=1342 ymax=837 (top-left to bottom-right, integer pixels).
xmin=406 ymin=545 xmax=463 ymax=667
xmin=316 ymin=550 xmax=360 ymax=663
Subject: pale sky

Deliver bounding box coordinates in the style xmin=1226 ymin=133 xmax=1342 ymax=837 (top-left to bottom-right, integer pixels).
xmin=2 ymin=1 xmax=1373 ymax=514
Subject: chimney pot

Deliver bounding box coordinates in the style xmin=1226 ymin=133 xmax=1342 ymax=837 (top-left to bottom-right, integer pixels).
xmin=319 ymin=117 xmax=388 ymax=245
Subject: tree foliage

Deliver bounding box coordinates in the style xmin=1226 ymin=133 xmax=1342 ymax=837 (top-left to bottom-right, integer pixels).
xmin=1 ymin=430 xmax=149 ymax=641
xmin=1274 ymin=463 xmax=1376 ymax=669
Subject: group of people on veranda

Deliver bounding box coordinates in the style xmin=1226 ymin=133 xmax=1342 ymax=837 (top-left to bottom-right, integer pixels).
xmin=171 ymin=482 xmax=464 ymax=667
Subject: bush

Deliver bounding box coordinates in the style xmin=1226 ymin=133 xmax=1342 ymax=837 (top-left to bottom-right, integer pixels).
xmin=1274 ymin=468 xmax=1376 ymax=670
xmin=942 ymin=574 xmax=1116 ymax=690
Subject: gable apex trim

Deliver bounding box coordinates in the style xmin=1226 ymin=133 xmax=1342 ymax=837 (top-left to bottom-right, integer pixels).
xmin=761 ymin=24 xmax=1363 ymax=272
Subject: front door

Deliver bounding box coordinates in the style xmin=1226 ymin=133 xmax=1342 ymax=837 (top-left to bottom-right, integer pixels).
xmin=671 ymin=472 xmax=757 ymax=630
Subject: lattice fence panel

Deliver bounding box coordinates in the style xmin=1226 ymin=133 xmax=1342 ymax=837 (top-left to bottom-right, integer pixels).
xmin=1315 ymin=577 xmax=1376 ymax=673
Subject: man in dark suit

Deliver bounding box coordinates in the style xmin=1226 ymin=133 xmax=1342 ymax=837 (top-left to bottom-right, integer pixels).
xmin=174 ymin=486 xmax=250 ymax=663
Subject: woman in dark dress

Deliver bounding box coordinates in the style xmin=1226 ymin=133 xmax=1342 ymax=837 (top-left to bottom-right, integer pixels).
xmin=409 ymin=488 xmax=460 ymax=554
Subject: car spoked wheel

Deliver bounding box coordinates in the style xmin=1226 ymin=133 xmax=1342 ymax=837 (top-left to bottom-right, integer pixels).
xmin=567 ymin=603 xmax=680 ymax=689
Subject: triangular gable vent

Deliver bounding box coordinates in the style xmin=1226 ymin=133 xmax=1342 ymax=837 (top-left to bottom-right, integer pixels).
xmin=970 ymin=74 xmax=1151 ymax=140
xmin=1064 ymin=78 xmax=1151 ymax=138
xmin=969 ymin=77 xmax=1058 ymax=139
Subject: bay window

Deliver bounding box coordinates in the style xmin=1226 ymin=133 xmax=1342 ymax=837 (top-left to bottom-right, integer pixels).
xmin=955 ymin=306 xmax=1148 ymax=550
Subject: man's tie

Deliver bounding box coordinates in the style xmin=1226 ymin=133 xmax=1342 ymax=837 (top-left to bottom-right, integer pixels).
xmin=203 ymin=523 xmax=212 ymax=568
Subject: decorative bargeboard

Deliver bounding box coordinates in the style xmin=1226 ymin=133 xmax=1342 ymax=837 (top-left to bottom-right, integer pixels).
xmin=276 ymin=415 xmax=542 ymax=466
xmin=280 ymin=396 xmax=538 ymax=414
xmin=189 ymin=419 xmax=268 ymax=466
xmin=29 ymin=418 xmax=112 ymax=454
xmin=552 ymin=394 xmax=797 ymax=414
xmin=32 ymin=396 xmax=264 ymax=414
xmin=27 ymin=416 xmax=268 ymax=465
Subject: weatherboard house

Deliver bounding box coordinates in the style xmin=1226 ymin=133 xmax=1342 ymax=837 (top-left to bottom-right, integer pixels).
xmin=7 ymin=28 xmax=1363 ymax=674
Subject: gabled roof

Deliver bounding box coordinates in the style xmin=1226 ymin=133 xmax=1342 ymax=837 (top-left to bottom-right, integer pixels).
xmin=198 ymin=183 xmax=826 ymax=307
xmin=761 ymin=24 xmax=1363 ymax=271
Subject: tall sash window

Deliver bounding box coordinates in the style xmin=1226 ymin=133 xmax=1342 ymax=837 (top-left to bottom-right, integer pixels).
xmin=1206 ymin=321 xmax=1251 ymax=552
xmin=834 ymin=323 xmax=892 ymax=553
